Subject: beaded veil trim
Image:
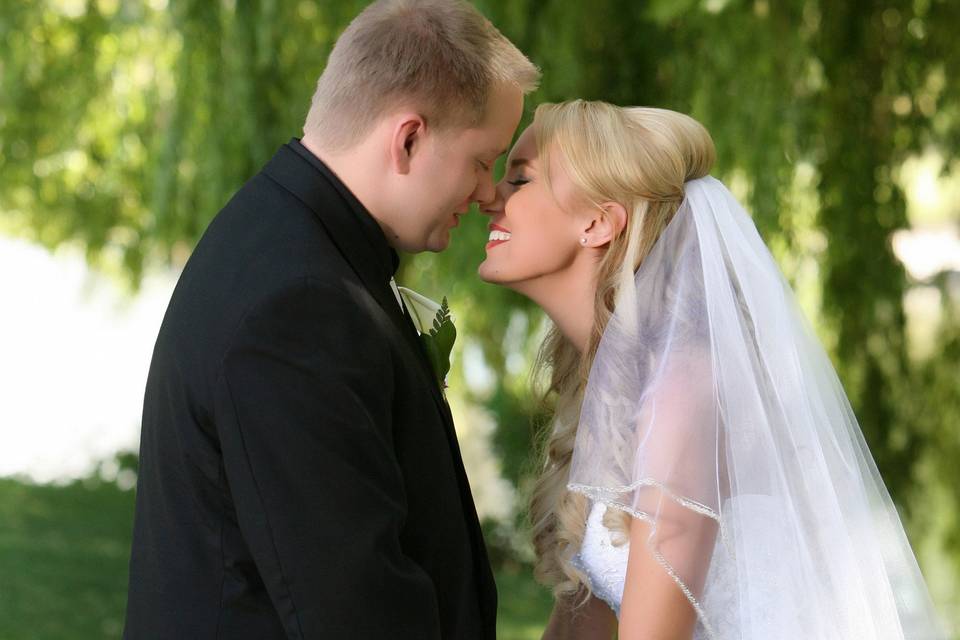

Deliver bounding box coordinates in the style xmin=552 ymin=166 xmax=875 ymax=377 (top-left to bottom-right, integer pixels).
xmin=568 ymin=479 xmax=727 ymax=640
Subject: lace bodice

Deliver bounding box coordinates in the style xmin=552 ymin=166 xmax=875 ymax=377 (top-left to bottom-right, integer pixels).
xmin=570 ymin=500 xmax=630 ymax=617
xmin=572 ymin=497 xmax=803 ymax=639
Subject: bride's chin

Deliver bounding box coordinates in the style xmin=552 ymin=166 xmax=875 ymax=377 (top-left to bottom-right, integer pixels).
xmin=477 ymin=261 xmax=507 ymax=285
xmin=477 ymin=263 xmax=495 ymax=283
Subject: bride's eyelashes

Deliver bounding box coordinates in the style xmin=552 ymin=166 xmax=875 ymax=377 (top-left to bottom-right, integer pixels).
xmin=507 ymin=176 xmax=530 ymax=187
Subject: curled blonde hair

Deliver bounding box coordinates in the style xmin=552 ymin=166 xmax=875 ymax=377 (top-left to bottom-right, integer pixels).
xmin=527 ymin=100 xmax=715 ymax=601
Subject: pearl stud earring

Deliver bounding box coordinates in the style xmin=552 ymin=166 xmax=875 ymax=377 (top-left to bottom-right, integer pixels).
xmin=580 ymin=237 xmax=587 ymax=245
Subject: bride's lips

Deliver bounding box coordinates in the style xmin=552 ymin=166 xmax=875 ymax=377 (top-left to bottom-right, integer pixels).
xmin=486 ymin=223 xmax=512 ymax=250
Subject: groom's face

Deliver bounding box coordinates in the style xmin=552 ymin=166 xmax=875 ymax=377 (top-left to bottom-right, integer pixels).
xmin=402 ymin=82 xmax=524 ymax=253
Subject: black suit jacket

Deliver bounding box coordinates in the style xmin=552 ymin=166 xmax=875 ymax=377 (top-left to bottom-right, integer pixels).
xmin=123 ymin=140 xmax=497 ymax=639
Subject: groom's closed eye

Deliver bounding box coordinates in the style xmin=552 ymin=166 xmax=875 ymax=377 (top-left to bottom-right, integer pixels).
xmin=480 ymin=148 xmax=510 ymax=169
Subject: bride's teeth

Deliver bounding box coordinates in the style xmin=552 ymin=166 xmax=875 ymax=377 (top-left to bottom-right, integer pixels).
xmin=488 ymin=230 xmax=512 ymax=242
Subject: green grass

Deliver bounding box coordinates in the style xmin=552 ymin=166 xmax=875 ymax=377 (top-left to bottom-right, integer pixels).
xmin=0 ymin=477 xmax=552 ymax=639
xmin=0 ymin=478 xmax=132 ymax=639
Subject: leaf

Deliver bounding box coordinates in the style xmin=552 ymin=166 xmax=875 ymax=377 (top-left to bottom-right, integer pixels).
xmin=420 ymin=297 xmax=456 ymax=389
xmin=419 ymin=333 xmax=444 ymax=387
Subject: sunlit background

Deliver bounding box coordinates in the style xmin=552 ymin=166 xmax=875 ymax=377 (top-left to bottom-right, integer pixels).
xmin=2 ymin=0 xmax=958 ymax=638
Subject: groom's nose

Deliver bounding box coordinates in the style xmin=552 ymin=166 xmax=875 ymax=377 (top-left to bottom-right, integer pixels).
xmin=473 ymin=173 xmax=497 ymax=210
xmin=479 ymin=181 xmax=505 ymax=216
xmin=479 ymin=191 xmax=503 ymax=216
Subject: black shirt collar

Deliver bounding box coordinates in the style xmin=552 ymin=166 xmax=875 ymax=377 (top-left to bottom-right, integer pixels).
xmin=288 ymin=138 xmax=400 ymax=279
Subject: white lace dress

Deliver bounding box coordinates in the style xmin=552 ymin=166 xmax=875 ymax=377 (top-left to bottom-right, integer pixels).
xmin=571 ymin=497 xmax=802 ymax=639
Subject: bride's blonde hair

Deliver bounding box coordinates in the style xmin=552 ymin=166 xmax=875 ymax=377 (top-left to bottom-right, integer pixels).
xmin=527 ymin=100 xmax=715 ymax=601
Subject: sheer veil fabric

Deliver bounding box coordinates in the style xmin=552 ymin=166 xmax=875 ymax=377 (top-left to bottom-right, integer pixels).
xmin=567 ymin=176 xmax=945 ymax=639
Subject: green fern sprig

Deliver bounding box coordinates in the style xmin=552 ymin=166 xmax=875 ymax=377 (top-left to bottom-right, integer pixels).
xmin=419 ymin=296 xmax=456 ymax=391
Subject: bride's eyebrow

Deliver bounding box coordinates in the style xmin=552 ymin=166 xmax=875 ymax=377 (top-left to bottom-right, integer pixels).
xmin=508 ymin=158 xmax=530 ymax=169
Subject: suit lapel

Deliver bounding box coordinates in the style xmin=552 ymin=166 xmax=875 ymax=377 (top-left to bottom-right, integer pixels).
xmin=392 ymin=298 xmax=497 ymax=624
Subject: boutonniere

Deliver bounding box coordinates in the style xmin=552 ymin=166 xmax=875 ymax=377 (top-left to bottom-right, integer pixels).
xmin=397 ymin=287 xmax=457 ymax=392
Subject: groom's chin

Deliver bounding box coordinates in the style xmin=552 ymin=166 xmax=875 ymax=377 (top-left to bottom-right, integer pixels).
xmin=423 ymin=231 xmax=451 ymax=253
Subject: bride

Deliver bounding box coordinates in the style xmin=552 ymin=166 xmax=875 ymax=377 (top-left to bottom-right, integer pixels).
xmin=478 ymin=100 xmax=946 ymax=639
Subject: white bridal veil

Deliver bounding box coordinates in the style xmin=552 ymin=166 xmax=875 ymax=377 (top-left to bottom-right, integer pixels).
xmin=568 ymin=176 xmax=946 ymax=639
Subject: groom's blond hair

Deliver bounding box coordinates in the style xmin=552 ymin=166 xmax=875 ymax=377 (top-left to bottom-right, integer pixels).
xmin=303 ymin=0 xmax=540 ymax=151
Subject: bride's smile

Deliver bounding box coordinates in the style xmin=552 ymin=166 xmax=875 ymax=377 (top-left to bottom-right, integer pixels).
xmin=486 ymin=223 xmax=512 ymax=249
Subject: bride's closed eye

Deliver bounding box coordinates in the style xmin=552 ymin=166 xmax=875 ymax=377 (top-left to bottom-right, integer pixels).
xmin=507 ymin=176 xmax=530 ymax=187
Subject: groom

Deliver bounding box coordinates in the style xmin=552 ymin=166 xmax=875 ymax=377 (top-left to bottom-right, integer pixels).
xmin=122 ymin=1 xmax=539 ymax=638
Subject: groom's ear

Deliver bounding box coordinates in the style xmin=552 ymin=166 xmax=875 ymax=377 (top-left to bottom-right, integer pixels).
xmin=389 ymin=113 xmax=427 ymax=176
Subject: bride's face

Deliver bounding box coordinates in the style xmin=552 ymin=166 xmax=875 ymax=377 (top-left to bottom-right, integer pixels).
xmin=478 ymin=125 xmax=588 ymax=287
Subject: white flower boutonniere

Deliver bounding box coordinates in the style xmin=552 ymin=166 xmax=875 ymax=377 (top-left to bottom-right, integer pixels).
xmin=397 ymin=286 xmax=456 ymax=391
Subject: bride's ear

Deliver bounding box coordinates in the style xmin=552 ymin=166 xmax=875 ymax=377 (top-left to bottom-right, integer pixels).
xmin=581 ymin=201 xmax=628 ymax=248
